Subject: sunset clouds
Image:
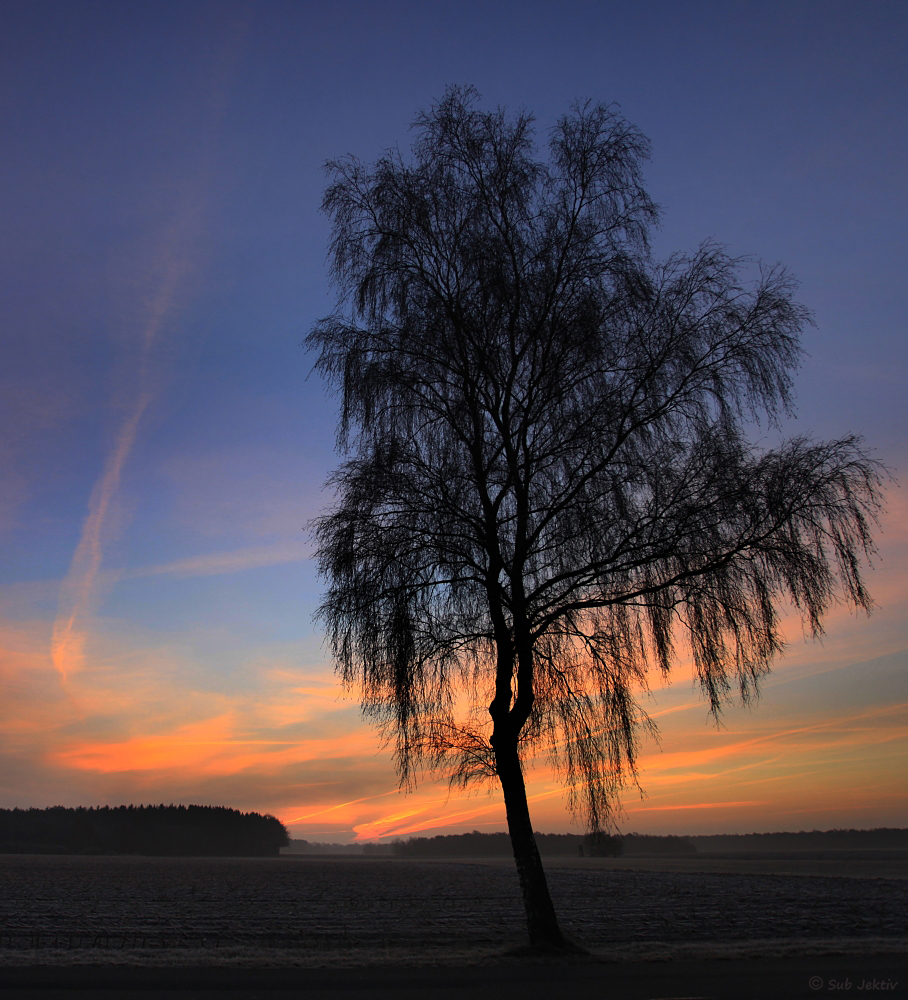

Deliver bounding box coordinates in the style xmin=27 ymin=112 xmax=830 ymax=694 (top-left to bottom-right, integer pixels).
xmin=2 ymin=576 xmax=902 ymax=840
xmin=1 ymin=1 xmax=905 ymax=842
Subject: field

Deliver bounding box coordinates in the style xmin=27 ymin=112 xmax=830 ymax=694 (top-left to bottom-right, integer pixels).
xmin=0 ymin=854 xmax=905 ymax=967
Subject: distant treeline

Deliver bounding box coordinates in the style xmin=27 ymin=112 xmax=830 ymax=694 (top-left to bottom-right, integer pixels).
xmin=284 ymin=831 xmax=693 ymax=857
xmin=283 ymin=828 xmax=908 ymax=857
xmin=391 ymin=831 xmax=697 ymax=856
xmin=688 ymin=829 xmax=908 ymax=852
xmin=282 ymin=839 xmax=392 ymax=855
xmin=0 ymin=805 xmax=289 ymax=856
xmin=392 ymin=831 xmax=630 ymax=857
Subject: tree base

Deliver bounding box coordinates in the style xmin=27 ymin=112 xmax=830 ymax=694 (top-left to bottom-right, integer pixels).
xmin=502 ymin=937 xmax=590 ymax=958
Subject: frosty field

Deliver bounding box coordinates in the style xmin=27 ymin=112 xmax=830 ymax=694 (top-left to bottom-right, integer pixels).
xmin=0 ymin=855 xmax=905 ymax=967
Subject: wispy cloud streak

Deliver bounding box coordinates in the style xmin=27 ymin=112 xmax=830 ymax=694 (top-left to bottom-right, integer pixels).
xmin=121 ymin=541 xmax=311 ymax=581
xmin=49 ymin=23 xmax=246 ymax=683
xmin=51 ymin=394 xmax=151 ymax=681
xmin=51 ymin=253 xmax=186 ymax=681
xmin=50 ymin=218 xmax=193 ymax=681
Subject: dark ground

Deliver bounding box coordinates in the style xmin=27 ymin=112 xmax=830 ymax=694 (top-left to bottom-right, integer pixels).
xmin=0 ymin=956 xmax=904 ymax=1000
xmin=0 ymin=855 xmax=904 ymax=998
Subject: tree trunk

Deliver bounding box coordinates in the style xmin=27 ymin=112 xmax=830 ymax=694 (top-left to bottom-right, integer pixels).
xmin=495 ymin=741 xmax=567 ymax=949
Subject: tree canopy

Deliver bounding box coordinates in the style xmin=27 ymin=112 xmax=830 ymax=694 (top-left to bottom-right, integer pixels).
xmin=308 ymin=86 xmax=883 ymax=947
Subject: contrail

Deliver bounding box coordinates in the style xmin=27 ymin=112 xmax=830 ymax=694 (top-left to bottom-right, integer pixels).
xmin=51 ymin=256 xmax=184 ymax=681
xmin=284 ymin=788 xmax=403 ymax=825
xmin=51 ymin=395 xmax=152 ymax=680
xmin=50 ymin=17 xmax=246 ymax=683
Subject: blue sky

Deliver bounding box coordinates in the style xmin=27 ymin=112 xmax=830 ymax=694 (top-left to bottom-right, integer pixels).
xmin=0 ymin=0 xmax=905 ymax=840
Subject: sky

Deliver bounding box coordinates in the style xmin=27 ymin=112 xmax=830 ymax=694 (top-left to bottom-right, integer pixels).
xmin=1 ymin=0 xmax=906 ymax=843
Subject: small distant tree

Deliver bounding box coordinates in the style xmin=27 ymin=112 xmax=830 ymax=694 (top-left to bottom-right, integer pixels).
xmin=308 ymin=87 xmax=883 ymax=949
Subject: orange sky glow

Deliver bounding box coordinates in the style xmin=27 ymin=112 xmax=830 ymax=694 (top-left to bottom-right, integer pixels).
xmin=1 ymin=507 xmax=905 ymax=841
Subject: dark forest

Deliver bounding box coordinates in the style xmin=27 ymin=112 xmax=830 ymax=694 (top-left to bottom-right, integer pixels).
xmin=0 ymin=805 xmax=289 ymax=856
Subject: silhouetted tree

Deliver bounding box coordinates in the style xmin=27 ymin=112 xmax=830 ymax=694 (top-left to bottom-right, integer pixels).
xmin=308 ymin=87 xmax=883 ymax=949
